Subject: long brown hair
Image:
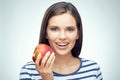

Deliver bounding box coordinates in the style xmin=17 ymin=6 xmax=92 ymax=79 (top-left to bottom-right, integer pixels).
xmin=39 ymin=2 xmax=83 ymax=57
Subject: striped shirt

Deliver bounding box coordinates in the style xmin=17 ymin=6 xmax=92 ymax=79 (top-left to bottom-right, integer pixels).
xmin=19 ymin=58 xmax=103 ymax=80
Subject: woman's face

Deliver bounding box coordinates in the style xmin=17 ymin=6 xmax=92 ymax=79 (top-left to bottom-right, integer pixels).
xmin=46 ymin=13 xmax=79 ymax=56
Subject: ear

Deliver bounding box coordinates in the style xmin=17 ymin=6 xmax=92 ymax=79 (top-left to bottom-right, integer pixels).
xmin=76 ymin=31 xmax=79 ymax=39
xmin=46 ymin=33 xmax=48 ymax=39
xmin=76 ymin=34 xmax=79 ymax=40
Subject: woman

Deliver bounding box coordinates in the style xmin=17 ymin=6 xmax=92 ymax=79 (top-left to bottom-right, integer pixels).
xmin=20 ymin=2 xmax=103 ymax=80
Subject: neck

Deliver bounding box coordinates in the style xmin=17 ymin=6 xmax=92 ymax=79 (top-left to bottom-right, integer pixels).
xmin=52 ymin=54 xmax=80 ymax=74
xmin=54 ymin=53 xmax=78 ymax=66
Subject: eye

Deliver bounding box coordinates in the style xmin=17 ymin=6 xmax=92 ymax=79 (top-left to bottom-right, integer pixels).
xmin=67 ymin=27 xmax=74 ymax=32
xmin=50 ymin=26 xmax=58 ymax=31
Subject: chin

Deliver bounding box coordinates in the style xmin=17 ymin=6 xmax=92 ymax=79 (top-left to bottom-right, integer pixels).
xmin=55 ymin=49 xmax=71 ymax=56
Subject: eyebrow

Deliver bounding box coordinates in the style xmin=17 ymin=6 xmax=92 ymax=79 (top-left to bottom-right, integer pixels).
xmin=48 ymin=25 xmax=76 ymax=27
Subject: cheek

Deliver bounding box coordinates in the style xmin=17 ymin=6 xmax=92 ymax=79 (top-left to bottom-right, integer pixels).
xmin=67 ymin=32 xmax=79 ymax=41
xmin=69 ymin=36 xmax=78 ymax=42
xmin=46 ymin=32 xmax=58 ymax=41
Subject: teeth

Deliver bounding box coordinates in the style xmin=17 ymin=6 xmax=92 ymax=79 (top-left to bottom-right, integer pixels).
xmin=56 ymin=42 xmax=68 ymax=46
xmin=59 ymin=44 xmax=66 ymax=46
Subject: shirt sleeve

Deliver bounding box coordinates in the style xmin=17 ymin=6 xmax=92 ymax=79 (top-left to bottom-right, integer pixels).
xmin=19 ymin=65 xmax=32 ymax=80
xmin=96 ymin=64 xmax=103 ymax=80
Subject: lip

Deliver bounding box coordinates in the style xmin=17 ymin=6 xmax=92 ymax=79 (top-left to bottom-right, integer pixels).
xmin=55 ymin=42 xmax=69 ymax=50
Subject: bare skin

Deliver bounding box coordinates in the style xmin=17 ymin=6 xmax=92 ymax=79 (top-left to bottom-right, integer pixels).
xmin=35 ymin=52 xmax=55 ymax=80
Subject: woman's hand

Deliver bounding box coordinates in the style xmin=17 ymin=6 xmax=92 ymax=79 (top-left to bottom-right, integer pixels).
xmin=35 ymin=51 xmax=55 ymax=80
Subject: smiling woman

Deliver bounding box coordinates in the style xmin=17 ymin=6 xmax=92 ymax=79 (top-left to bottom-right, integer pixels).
xmin=19 ymin=1 xmax=103 ymax=80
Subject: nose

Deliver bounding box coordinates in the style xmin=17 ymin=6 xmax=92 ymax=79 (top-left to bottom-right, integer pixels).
xmin=59 ymin=30 xmax=67 ymax=40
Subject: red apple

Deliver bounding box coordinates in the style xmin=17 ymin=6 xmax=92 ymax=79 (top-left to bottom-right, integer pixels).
xmin=32 ymin=44 xmax=53 ymax=62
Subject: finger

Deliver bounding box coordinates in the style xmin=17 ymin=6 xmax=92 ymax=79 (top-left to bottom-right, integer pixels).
xmin=46 ymin=52 xmax=55 ymax=68
xmin=50 ymin=52 xmax=55 ymax=65
xmin=35 ymin=53 xmax=42 ymax=69
xmin=41 ymin=51 xmax=51 ymax=67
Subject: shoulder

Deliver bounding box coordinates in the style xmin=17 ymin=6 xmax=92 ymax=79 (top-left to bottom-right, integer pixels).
xmin=80 ymin=58 xmax=100 ymax=68
xmin=79 ymin=58 xmax=102 ymax=74
xmin=79 ymin=58 xmax=103 ymax=79
xmin=20 ymin=61 xmax=36 ymax=74
xmin=21 ymin=61 xmax=35 ymax=69
xmin=19 ymin=61 xmax=40 ymax=80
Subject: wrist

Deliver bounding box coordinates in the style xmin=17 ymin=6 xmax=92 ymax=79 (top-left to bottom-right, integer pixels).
xmin=41 ymin=73 xmax=54 ymax=80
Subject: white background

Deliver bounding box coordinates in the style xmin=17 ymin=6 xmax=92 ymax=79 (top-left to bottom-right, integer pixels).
xmin=0 ymin=0 xmax=120 ymax=80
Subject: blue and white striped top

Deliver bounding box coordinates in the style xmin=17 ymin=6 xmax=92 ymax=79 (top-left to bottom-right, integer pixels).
xmin=19 ymin=58 xmax=103 ymax=80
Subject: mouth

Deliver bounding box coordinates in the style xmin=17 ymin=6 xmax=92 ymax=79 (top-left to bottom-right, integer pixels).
xmin=55 ymin=42 xmax=69 ymax=49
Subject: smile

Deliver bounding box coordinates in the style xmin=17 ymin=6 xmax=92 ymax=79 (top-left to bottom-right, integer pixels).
xmin=55 ymin=42 xmax=69 ymax=49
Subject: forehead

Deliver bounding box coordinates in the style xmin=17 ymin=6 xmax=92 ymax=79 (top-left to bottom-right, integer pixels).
xmin=48 ymin=13 xmax=76 ymax=27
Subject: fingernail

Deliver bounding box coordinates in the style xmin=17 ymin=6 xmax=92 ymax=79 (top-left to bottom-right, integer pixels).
xmin=38 ymin=53 xmax=41 ymax=57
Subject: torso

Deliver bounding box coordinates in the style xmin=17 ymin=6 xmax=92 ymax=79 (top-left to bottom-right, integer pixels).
xmin=20 ymin=58 xmax=103 ymax=80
